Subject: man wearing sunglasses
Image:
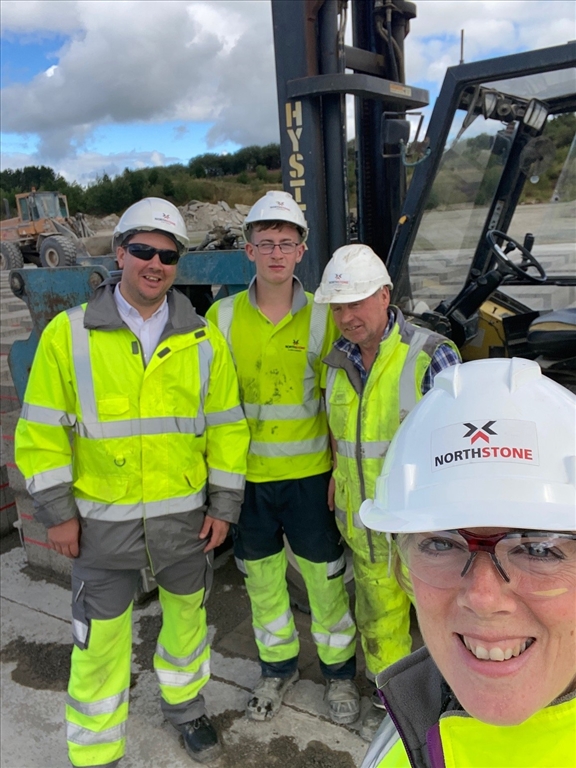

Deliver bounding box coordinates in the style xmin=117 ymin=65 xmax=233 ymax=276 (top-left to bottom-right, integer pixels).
xmin=206 ymin=191 xmax=359 ymax=727
xmin=16 ymin=197 xmax=250 ymax=766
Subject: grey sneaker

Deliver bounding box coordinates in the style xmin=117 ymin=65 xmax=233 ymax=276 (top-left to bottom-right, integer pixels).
xmin=246 ymin=670 xmax=299 ymax=721
xmin=325 ymin=679 xmax=360 ymax=724
xmin=359 ymin=692 xmax=387 ymax=742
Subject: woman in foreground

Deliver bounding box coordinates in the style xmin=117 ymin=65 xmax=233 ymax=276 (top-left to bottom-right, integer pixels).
xmin=359 ymin=357 xmax=576 ymax=768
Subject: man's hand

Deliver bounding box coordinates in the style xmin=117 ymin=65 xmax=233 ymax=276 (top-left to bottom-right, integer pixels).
xmin=47 ymin=518 xmax=80 ymax=558
xmin=199 ymin=515 xmax=230 ymax=552
xmin=328 ymin=474 xmax=336 ymax=511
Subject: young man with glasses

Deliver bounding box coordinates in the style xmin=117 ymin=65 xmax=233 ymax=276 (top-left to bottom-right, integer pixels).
xmin=16 ymin=197 xmax=250 ymax=766
xmin=206 ymin=191 xmax=359 ymax=726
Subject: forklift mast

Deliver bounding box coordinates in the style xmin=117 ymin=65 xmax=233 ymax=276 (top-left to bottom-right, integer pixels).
xmin=271 ymin=0 xmax=428 ymax=290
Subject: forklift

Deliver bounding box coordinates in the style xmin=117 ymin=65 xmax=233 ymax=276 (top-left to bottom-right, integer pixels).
xmin=270 ymin=0 xmax=576 ymax=388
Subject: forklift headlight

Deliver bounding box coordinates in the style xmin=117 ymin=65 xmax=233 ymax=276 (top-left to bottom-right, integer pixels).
xmin=523 ymin=99 xmax=548 ymax=132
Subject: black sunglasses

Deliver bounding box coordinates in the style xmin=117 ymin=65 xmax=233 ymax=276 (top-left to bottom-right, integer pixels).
xmin=123 ymin=243 xmax=180 ymax=266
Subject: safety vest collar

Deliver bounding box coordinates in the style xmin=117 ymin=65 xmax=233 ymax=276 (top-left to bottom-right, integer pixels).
xmin=84 ymin=281 xmax=206 ymax=339
xmin=247 ymin=274 xmax=308 ymax=314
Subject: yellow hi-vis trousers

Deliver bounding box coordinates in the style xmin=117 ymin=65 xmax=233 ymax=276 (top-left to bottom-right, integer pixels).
xmin=340 ymin=523 xmax=412 ymax=680
xmin=66 ymin=587 xmax=209 ymax=767
xmin=243 ymin=549 xmax=356 ymax=669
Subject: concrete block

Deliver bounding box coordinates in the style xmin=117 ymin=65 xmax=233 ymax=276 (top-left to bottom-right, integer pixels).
xmin=15 ymin=493 xmax=71 ymax=577
xmin=0 ymin=464 xmax=17 ymax=536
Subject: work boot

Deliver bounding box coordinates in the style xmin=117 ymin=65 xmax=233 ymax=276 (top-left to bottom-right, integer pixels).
xmin=359 ymin=689 xmax=387 ymax=742
xmin=324 ymin=679 xmax=360 ymax=724
xmin=179 ymin=715 xmax=222 ymax=764
xmin=246 ymin=670 xmax=299 ymax=721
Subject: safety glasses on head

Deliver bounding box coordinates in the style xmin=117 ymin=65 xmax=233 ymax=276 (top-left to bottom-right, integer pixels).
xmin=394 ymin=529 xmax=576 ymax=599
xmin=123 ymin=243 xmax=180 ymax=266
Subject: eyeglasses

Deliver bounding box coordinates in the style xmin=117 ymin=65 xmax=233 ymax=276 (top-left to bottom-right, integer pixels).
xmin=394 ymin=530 xmax=576 ymax=599
xmin=123 ymin=243 xmax=180 ymax=266
xmin=252 ymin=241 xmax=300 ymax=255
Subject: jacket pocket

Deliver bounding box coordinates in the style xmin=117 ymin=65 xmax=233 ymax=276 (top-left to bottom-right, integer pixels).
xmin=97 ymin=397 xmax=130 ymax=417
xmin=184 ymin=462 xmax=208 ymax=494
xmin=73 ymin=475 xmax=129 ymax=504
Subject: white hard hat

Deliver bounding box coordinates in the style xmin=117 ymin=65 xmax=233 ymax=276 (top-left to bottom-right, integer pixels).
xmin=113 ymin=197 xmax=190 ymax=252
xmin=314 ymin=244 xmax=393 ymax=304
xmin=359 ymin=358 xmax=576 ymax=533
xmin=242 ymin=191 xmax=308 ymax=243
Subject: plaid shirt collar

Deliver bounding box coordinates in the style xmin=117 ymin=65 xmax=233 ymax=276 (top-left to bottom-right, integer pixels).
xmin=334 ymin=307 xmax=396 ymax=383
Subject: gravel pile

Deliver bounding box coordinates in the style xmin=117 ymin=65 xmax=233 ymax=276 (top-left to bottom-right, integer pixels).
xmin=85 ymin=202 xmax=250 ymax=237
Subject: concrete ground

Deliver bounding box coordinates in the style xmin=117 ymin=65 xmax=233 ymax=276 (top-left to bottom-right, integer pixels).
xmin=1 ymin=535 xmax=374 ymax=768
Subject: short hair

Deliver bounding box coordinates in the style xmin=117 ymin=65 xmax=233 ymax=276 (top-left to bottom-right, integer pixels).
xmin=245 ymin=220 xmax=305 ymax=244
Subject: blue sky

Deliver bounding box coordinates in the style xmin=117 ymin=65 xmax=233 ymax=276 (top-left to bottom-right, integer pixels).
xmin=1 ymin=0 xmax=574 ymax=184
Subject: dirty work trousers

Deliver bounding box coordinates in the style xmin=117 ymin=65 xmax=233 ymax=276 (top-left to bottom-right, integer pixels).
xmin=337 ymin=520 xmax=412 ymax=681
xmin=66 ymin=551 xmax=213 ymax=768
xmin=234 ymin=472 xmax=357 ymax=680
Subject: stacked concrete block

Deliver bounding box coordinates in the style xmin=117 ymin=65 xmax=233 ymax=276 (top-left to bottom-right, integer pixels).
xmin=3 ymin=407 xmax=71 ymax=579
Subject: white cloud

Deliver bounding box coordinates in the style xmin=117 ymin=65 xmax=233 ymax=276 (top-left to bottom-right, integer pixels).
xmin=1 ymin=0 xmax=573 ymax=182
xmin=1 ymin=0 xmax=277 ymax=164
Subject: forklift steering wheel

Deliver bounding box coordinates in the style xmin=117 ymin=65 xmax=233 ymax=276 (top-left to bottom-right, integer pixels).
xmin=487 ymin=230 xmax=547 ymax=284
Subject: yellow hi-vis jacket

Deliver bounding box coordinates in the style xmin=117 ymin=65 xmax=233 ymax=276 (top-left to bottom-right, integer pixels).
xmin=361 ymin=647 xmax=576 ymax=768
xmin=206 ymin=277 xmax=338 ymax=482
xmin=15 ymin=281 xmax=250 ymax=573
xmin=325 ymin=309 xmax=459 ymax=555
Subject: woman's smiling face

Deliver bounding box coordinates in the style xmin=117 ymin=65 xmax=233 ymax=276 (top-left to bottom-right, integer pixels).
xmin=412 ymin=527 xmax=576 ymax=725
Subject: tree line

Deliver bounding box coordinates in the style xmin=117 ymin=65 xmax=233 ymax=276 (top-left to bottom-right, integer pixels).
xmin=0 ymin=144 xmax=282 ymax=218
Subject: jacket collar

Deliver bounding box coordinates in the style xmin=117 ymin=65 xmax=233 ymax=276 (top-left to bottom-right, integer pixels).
xmin=247 ymin=275 xmax=308 ymax=314
xmin=84 ymin=277 xmax=205 ymax=336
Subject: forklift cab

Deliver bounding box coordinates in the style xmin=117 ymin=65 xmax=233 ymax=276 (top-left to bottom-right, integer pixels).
xmin=386 ymin=42 xmax=576 ymax=388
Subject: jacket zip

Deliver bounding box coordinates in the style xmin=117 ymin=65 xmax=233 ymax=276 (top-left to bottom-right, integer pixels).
xmin=356 ymin=370 xmax=375 ymax=562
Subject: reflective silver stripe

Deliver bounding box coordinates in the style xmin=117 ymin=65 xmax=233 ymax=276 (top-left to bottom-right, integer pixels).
xmin=205 ymin=405 xmax=245 ymax=426
xmin=243 ymin=400 xmax=321 ymax=421
xmin=329 ymin=611 xmax=356 ymax=634
xmin=326 ymin=553 xmax=346 ymax=578
xmin=198 ymin=338 xmax=213 ymax=409
xmin=72 ymin=619 xmax=88 ymax=645
xmin=216 ymin=296 xmax=236 ymax=346
xmin=66 ymin=721 xmax=126 ymax=746
xmin=209 ymin=468 xmax=244 ymax=490
xmin=249 ymin=435 xmax=327 ymax=457
xmin=399 ymin=330 xmax=429 ymax=413
xmin=75 ymin=415 xmax=204 ymax=439
xmin=361 ymin=441 xmax=390 ymax=460
xmin=359 ymin=712 xmax=401 ymax=768
xmin=308 ymin=301 xmax=328 ymax=358
xmin=254 ymin=609 xmax=297 ymax=648
xmin=312 ymin=630 xmax=356 ymax=649
xmin=76 ymin=489 xmax=206 ymax=522
xmin=21 ymin=402 xmax=76 ymax=428
xmin=336 ymin=440 xmax=357 ymax=459
xmin=312 ymin=608 xmax=355 ymax=649
xmin=334 ymin=504 xmax=366 ymax=530
xmin=27 ymin=465 xmax=73 ymax=494
xmin=325 ymin=367 xmax=338 ymax=416
xmin=68 ymin=306 xmax=98 ymax=423
xmin=67 ymin=688 xmax=129 ymax=717
xmin=235 ymin=556 xmax=248 ymax=576
xmin=336 ymin=439 xmax=389 ymax=460
xmin=155 ymin=658 xmax=210 ymax=687
xmin=156 ymin=636 xmax=208 ymax=668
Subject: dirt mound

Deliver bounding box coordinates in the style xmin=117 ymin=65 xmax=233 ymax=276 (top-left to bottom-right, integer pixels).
xmin=179 ymin=201 xmax=250 ymax=231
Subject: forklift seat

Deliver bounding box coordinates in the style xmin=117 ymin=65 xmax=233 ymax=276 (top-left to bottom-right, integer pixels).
xmin=527 ymin=308 xmax=576 ymax=359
